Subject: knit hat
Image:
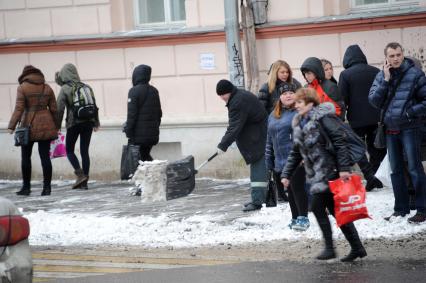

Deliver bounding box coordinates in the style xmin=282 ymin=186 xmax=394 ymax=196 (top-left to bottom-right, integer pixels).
xmin=278 ymin=82 xmax=296 ymax=94
xmin=216 ymin=79 xmax=234 ymax=95
xmin=18 ymin=65 xmax=44 ymax=84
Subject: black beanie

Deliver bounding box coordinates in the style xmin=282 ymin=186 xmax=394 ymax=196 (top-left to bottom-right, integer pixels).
xmin=18 ymin=65 xmax=44 ymax=84
xmin=216 ymin=79 xmax=234 ymax=95
xmin=278 ymin=82 xmax=296 ymax=94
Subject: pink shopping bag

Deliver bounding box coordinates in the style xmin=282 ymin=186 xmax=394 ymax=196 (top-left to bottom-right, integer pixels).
xmin=50 ymin=132 xmax=67 ymax=159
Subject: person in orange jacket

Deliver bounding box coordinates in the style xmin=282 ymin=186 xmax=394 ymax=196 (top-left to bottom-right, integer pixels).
xmin=301 ymin=57 xmax=344 ymax=119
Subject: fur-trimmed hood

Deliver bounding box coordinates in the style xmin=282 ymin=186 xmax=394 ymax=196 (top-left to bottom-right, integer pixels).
xmin=292 ymin=102 xmax=335 ymax=128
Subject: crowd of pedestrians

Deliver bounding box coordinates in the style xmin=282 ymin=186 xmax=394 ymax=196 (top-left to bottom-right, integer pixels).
xmin=7 ymin=41 xmax=426 ymax=261
xmin=213 ymin=41 xmax=426 ymax=261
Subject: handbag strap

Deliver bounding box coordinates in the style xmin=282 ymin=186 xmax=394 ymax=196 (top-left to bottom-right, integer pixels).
xmin=379 ymin=74 xmax=405 ymax=124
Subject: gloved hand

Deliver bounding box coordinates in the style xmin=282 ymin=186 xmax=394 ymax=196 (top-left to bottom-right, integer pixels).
xmin=217 ymin=147 xmax=225 ymax=155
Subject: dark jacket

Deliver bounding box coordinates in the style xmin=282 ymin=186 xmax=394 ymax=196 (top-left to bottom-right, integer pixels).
xmin=56 ymin=63 xmax=100 ymax=129
xmin=258 ymin=79 xmax=302 ymax=113
xmin=339 ymin=45 xmax=381 ymax=128
xmin=265 ymin=108 xmax=297 ymax=173
xmin=8 ymin=73 xmax=58 ymax=141
xmin=125 ymin=65 xmax=162 ymax=146
xmin=281 ymin=103 xmax=352 ymax=194
xmin=369 ymin=58 xmax=426 ymax=131
xmin=218 ymin=87 xmax=268 ymax=164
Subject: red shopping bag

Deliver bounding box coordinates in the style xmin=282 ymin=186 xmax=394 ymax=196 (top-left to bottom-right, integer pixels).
xmin=328 ymin=174 xmax=371 ymax=227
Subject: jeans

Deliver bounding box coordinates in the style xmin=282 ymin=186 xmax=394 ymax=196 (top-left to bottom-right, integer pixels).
xmin=21 ymin=140 xmax=52 ymax=188
xmin=66 ymin=122 xmax=93 ymax=176
xmin=387 ymin=128 xmax=426 ymax=214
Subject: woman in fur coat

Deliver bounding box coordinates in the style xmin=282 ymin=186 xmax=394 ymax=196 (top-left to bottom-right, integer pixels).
xmin=281 ymin=88 xmax=367 ymax=262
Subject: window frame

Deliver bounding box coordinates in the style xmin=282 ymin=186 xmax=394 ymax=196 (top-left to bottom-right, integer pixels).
xmin=350 ymin=0 xmax=419 ymax=12
xmin=134 ymin=0 xmax=186 ymax=29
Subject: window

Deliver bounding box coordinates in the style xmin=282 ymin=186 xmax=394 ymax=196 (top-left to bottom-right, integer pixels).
xmin=135 ymin=0 xmax=186 ymax=28
xmin=351 ymin=0 xmax=418 ymax=11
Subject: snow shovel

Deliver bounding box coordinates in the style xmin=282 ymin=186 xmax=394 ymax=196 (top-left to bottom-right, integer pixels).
xmin=194 ymin=152 xmax=218 ymax=174
xmin=166 ymin=153 xmax=217 ymax=200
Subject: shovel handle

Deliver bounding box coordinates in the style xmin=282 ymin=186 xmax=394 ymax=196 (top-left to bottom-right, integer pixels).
xmin=207 ymin=152 xmax=218 ymax=161
xmin=195 ymin=152 xmax=218 ymax=172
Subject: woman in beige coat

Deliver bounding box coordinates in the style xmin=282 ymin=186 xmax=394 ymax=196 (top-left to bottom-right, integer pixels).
xmin=8 ymin=65 xmax=58 ymax=196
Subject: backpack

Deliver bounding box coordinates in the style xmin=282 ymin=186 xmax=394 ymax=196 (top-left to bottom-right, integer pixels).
xmin=70 ymin=82 xmax=98 ymax=120
xmin=318 ymin=115 xmax=366 ymax=164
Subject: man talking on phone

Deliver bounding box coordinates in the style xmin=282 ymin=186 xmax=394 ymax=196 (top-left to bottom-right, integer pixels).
xmin=369 ymin=42 xmax=426 ymax=224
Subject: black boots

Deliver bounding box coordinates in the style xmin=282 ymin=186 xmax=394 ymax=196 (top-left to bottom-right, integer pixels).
xmin=73 ymin=169 xmax=88 ymax=189
xmin=366 ymin=176 xmax=383 ymax=192
xmin=16 ymin=187 xmax=31 ymax=196
xmin=316 ymin=248 xmax=336 ymax=260
xmin=79 ymin=178 xmax=89 ymax=190
xmin=41 ymin=185 xmax=51 ymax=196
xmin=340 ymin=223 xmax=367 ymax=262
xmin=316 ymin=218 xmax=337 ymax=260
xmin=340 ymin=246 xmax=367 ymax=262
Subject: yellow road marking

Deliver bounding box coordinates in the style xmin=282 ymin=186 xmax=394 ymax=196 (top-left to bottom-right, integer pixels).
xmin=34 ymin=264 xmax=144 ymax=273
xmin=32 ymin=252 xmax=236 ymax=266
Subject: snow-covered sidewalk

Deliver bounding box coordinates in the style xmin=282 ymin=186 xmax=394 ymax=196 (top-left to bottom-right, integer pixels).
xmin=22 ymin=182 xmax=426 ymax=248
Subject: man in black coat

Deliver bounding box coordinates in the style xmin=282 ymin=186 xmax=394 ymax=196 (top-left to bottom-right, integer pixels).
xmin=124 ymin=64 xmax=162 ymax=161
xmin=216 ymin=79 xmax=268 ymax=212
xmin=339 ymin=44 xmax=385 ymax=191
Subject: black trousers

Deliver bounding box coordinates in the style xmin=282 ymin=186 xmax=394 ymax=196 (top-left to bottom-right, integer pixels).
xmin=311 ymin=192 xmax=361 ymax=249
xmin=353 ymin=125 xmax=387 ymax=175
xmin=66 ymin=122 xmax=93 ymax=176
xmin=139 ymin=145 xmax=153 ymax=162
xmin=274 ymin=166 xmax=308 ymax=219
xmin=21 ymin=140 xmax=52 ymax=188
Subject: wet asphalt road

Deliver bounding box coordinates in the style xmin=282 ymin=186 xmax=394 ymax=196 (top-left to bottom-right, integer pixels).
xmin=51 ymin=258 xmax=426 ymax=283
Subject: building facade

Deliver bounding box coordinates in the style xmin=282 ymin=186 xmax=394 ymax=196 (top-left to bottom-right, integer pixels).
xmin=0 ymin=0 xmax=425 ymax=180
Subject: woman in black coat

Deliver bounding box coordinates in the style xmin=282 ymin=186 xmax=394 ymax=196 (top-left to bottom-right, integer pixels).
xmin=124 ymin=65 xmax=162 ymax=161
xmin=281 ymin=88 xmax=367 ymax=262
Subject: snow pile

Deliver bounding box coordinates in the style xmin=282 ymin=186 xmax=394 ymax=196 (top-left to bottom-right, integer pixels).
xmin=25 ymin=188 xmax=426 ymax=248
xmin=132 ymin=160 xmax=168 ymax=202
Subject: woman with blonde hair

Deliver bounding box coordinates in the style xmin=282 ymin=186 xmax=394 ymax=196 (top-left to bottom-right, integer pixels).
xmin=258 ymin=60 xmax=302 ymax=113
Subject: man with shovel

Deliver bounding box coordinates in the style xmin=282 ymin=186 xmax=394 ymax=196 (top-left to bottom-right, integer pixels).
xmin=215 ymin=79 xmax=268 ymax=212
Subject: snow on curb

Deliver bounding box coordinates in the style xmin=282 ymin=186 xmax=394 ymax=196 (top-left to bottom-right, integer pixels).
xmin=26 ymin=188 xmax=426 ymax=247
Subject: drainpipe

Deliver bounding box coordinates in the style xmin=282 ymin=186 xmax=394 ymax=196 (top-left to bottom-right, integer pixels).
xmin=224 ymin=0 xmax=245 ymax=89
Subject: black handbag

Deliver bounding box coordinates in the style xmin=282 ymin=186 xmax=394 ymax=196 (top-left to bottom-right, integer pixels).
xmin=14 ymin=122 xmax=30 ymax=147
xmin=373 ymin=122 xmax=386 ymax=149
xmin=265 ymin=172 xmax=278 ymax=207
xmin=120 ymin=143 xmax=141 ymax=180
xmin=373 ymin=75 xmax=404 ymax=149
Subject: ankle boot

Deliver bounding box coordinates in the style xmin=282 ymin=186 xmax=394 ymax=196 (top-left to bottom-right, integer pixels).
xmin=316 ymin=248 xmax=336 ymax=260
xmin=41 ymin=185 xmax=51 ymax=196
xmin=80 ymin=177 xmax=89 ymax=190
xmin=16 ymin=186 xmax=31 ymax=196
xmin=340 ymin=223 xmax=367 ymax=262
xmin=72 ymin=169 xmax=88 ymax=189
